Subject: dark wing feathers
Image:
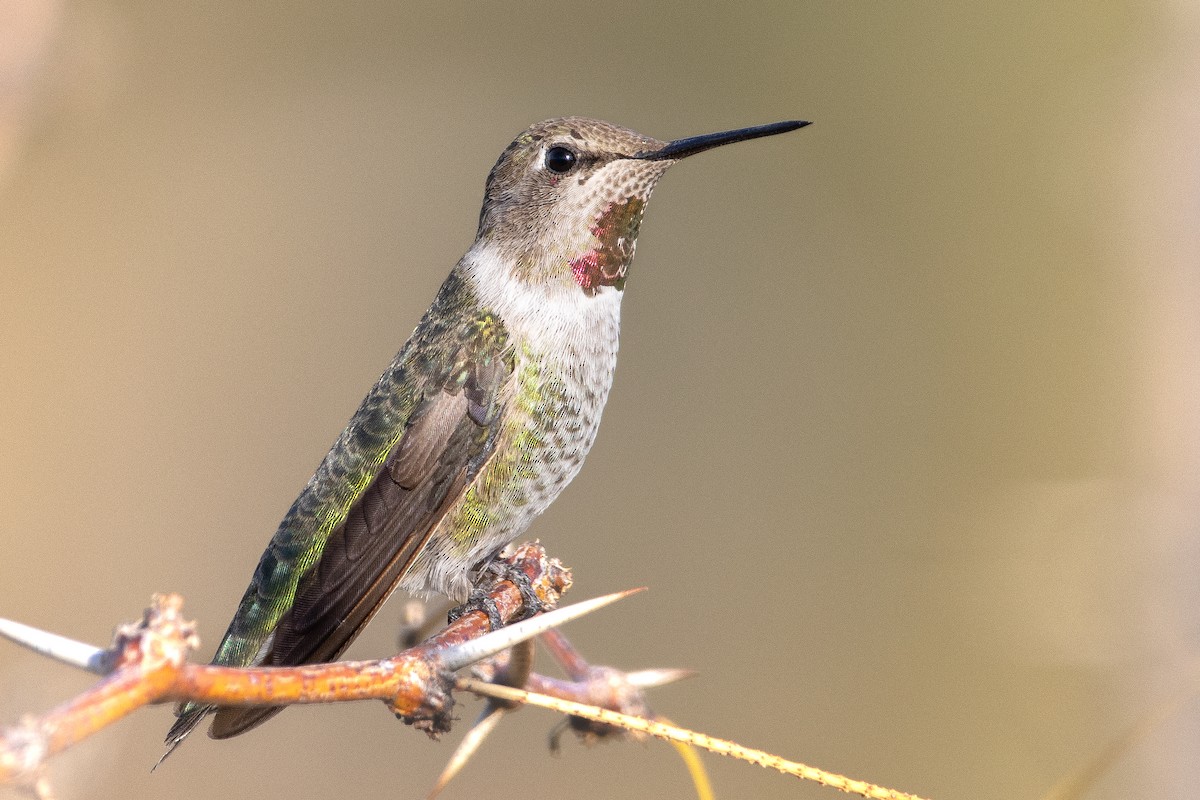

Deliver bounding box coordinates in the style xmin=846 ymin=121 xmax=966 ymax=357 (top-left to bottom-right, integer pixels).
xmin=208 ymin=393 xmax=483 ymax=739
xmin=176 ymin=275 xmax=513 ymax=744
xmin=387 ymin=388 xmax=470 ymax=488
xmin=209 ymin=387 xmax=506 ymax=737
xmin=269 ymin=390 xmax=472 ymax=663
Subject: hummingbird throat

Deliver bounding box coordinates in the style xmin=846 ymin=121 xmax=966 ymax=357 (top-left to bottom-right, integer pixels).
xmin=569 ymin=196 xmax=645 ymax=295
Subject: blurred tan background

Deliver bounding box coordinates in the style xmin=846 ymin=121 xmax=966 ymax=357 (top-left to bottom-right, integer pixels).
xmin=2 ymin=2 xmax=1199 ymax=798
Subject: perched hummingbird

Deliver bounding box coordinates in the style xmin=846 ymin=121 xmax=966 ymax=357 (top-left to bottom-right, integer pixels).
xmin=164 ymin=116 xmax=808 ymax=753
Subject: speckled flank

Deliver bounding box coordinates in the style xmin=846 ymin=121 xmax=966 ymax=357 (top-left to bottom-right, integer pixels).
xmin=405 ymin=313 xmax=622 ymax=600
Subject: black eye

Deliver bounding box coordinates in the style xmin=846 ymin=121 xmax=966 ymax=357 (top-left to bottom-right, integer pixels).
xmin=544 ymin=146 xmax=577 ymax=174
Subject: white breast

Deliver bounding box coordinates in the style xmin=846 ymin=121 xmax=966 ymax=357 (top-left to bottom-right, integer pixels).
xmin=405 ymin=245 xmax=625 ymax=599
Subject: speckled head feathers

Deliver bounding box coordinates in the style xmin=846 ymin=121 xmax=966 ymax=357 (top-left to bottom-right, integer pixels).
xmin=473 ymin=118 xmax=671 ymax=293
xmin=470 ymin=117 xmax=808 ymax=297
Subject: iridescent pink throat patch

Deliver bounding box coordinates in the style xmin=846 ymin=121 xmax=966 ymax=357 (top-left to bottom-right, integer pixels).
xmin=570 ymin=197 xmax=644 ymax=294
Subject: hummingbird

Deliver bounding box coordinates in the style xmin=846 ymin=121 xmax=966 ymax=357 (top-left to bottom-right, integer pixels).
xmin=164 ymin=116 xmax=809 ymax=753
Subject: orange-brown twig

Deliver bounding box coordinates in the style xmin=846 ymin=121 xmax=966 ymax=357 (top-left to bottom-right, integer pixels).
xmin=0 ymin=542 xmax=571 ymax=790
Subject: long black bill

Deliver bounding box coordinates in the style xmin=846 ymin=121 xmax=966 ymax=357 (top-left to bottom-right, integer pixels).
xmin=638 ymin=120 xmax=811 ymax=161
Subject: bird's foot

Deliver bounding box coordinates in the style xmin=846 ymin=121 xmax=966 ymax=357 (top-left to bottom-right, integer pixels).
xmin=491 ymin=561 xmax=545 ymax=621
xmin=447 ymin=557 xmax=547 ymax=630
xmin=447 ymin=589 xmax=504 ymax=631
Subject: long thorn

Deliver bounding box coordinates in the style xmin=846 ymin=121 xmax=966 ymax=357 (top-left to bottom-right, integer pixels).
xmin=427 ymin=704 xmax=509 ymax=799
xmin=0 ymin=618 xmax=111 ymax=675
xmin=624 ymin=668 xmax=696 ymax=689
xmin=439 ymin=588 xmax=644 ymax=672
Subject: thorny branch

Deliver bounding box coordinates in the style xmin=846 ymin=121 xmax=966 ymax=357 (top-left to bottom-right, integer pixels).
xmin=0 ymin=542 xmax=575 ymax=793
xmin=0 ymin=540 xmax=931 ymax=800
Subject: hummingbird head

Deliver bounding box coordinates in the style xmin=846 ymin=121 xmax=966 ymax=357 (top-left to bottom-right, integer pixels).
xmin=472 ymin=117 xmax=808 ymax=297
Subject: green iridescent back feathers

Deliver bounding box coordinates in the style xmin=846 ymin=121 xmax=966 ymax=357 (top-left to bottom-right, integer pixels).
xmin=170 ymin=268 xmax=512 ymax=739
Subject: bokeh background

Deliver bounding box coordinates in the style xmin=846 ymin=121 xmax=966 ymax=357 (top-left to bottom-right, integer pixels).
xmin=2 ymin=2 xmax=1199 ymax=798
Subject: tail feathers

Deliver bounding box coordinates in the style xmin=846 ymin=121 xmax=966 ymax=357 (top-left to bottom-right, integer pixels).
xmin=210 ymin=705 xmax=286 ymax=739
xmin=154 ymin=703 xmax=212 ymax=770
